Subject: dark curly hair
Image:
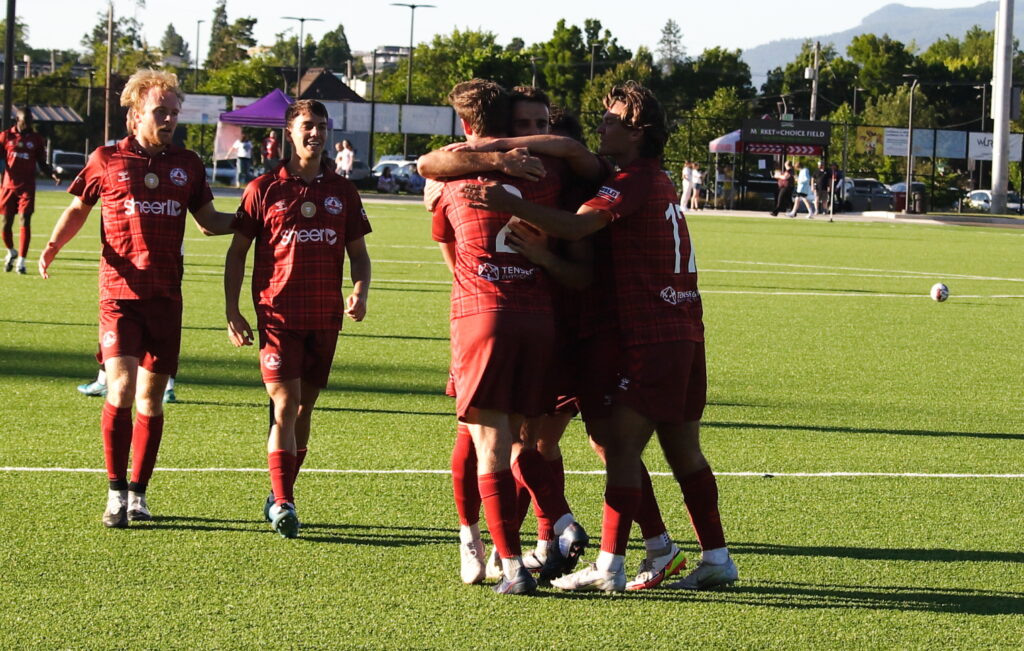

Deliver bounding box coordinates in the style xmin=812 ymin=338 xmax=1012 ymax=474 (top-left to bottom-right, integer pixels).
xmin=604 ymin=81 xmax=668 ymax=159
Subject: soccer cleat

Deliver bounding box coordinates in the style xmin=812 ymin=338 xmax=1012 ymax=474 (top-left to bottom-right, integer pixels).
xmin=102 ymin=489 xmax=129 ymax=528
xmin=492 ymin=566 xmax=538 ymax=595
xmin=485 ymin=548 xmax=503 ymax=581
xmin=522 ymin=548 xmax=545 ymax=574
xmin=3 ymin=249 xmax=13 ymax=272
xmin=262 ymin=491 xmax=275 ymax=522
xmin=16 ymin=257 xmax=25 ymax=274
xmin=459 ymin=539 xmax=487 ymax=585
xmin=626 ymin=544 xmax=687 ymax=591
xmin=268 ymin=501 xmax=300 ymax=539
xmin=162 ymin=387 xmax=176 ymax=404
xmin=550 ymin=563 xmax=626 ymax=593
xmin=666 ymin=557 xmax=738 ymax=590
xmin=126 ymin=491 xmax=152 ymax=521
xmin=557 ymin=521 xmax=590 ymax=575
xmin=77 ymin=380 xmax=108 ymax=397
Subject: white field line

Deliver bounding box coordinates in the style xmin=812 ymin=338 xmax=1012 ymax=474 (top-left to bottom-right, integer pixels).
xmin=2 ymin=467 xmax=1022 ymax=479
xmin=715 ymin=260 xmax=1024 ymax=284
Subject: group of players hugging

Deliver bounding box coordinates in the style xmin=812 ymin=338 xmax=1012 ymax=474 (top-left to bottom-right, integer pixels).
xmin=39 ymin=66 xmax=736 ymax=596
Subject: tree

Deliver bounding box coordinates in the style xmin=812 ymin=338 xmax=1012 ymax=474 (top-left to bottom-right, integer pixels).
xmin=0 ymin=18 xmax=33 ymax=59
xmin=314 ymin=24 xmax=352 ymax=70
xmin=759 ymin=41 xmax=858 ymax=119
xmin=666 ymin=86 xmax=751 ymax=165
xmin=159 ymin=24 xmax=190 ymax=63
xmin=578 ymin=48 xmax=656 ymax=150
xmin=846 ymin=34 xmax=915 ymax=96
xmin=656 ymin=19 xmax=685 ymax=73
xmin=205 ymin=0 xmax=256 ymax=69
xmin=80 ymin=10 xmax=157 ymax=78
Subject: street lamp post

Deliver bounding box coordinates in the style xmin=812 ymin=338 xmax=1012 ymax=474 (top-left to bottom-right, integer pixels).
xmin=282 ymin=16 xmax=324 ymax=96
xmin=391 ymin=3 xmax=435 ymax=156
xmin=903 ymin=75 xmax=919 ymax=214
xmin=975 ymin=83 xmax=987 ymax=189
xmin=589 ymin=42 xmax=600 ymax=80
xmin=852 ymin=87 xmax=866 ymax=116
xmin=194 ymin=19 xmax=204 ymax=92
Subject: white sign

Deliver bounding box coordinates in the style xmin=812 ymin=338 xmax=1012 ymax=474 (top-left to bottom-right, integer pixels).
xmin=179 ymin=94 xmax=227 ymax=125
xmin=231 ymin=96 xmax=259 ymax=110
xmin=884 ymin=128 xmax=908 ymax=156
xmin=967 ymin=132 xmax=1023 ymax=161
xmin=402 ymin=105 xmax=456 ymax=135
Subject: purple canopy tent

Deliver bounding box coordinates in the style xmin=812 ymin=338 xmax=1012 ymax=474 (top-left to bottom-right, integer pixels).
xmin=218 ymin=89 xmax=294 ymax=127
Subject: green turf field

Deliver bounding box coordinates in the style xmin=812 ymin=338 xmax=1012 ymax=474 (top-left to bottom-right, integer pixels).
xmin=2 ymin=190 xmax=1022 ymax=648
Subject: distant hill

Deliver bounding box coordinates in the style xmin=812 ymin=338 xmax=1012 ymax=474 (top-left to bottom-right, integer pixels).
xmin=742 ymin=2 xmax=1024 ymax=84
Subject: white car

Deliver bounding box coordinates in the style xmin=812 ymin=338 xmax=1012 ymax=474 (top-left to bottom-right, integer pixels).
xmin=965 ymin=189 xmax=1023 ymax=212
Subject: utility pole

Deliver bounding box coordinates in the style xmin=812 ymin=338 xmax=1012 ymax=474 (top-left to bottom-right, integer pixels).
xmin=391 ymin=3 xmax=435 ymax=157
xmin=807 ymin=41 xmax=820 ymax=120
xmin=194 ymin=19 xmax=203 ymax=92
xmin=529 ymin=56 xmax=543 ymax=87
xmin=104 ymin=1 xmax=113 ymax=144
xmin=282 ymin=16 xmax=323 ymax=96
xmin=903 ymin=75 xmax=919 ymax=214
xmin=990 ymin=0 xmax=1014 ymax=213
xmin=2 ymin=0 xmax=16 ymax=131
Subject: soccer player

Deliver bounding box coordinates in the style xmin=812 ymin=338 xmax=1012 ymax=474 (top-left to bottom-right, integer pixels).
xmin=224 ymin=99 xmax=371 ymax=540
xmin=1 ymin=107 xmax=59 ymax=274
xmin=462 ymin=81 xmax=737 ymax=592
xmin=431 ymin=79 xmax=589 ymax=595
xmin=262 ymin=130 xmax=281 ymax=171
xmin=39 ymin=69 xmax=236 ymax=527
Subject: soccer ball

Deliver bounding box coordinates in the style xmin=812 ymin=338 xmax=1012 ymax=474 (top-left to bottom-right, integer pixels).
xmin=930 ymin=283 xmax=949 ymax=302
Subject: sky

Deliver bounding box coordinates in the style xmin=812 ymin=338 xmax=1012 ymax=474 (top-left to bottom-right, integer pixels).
xmin=27 ymin=0 xmax=986 ymax=66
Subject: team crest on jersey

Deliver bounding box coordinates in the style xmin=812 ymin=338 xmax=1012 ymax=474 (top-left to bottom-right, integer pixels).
xmin=102 ymin=331 xmax=117 ymax=348
xmin=25 ymin=141 xmax=34 ymax=149
xmin=263 ymin=353 xmax=282 ymax=371
xmin=596 ymin=186 xmax=621 ymax=202
xmin=323 ymin=196 xmax=343 ymax=215
xmin=169 ymin=168 xmax=189 ymax=186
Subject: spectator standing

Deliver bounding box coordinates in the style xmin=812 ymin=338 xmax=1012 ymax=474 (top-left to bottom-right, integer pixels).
xmin=690 ymin=164 xmax=703 ymax=211
xmin=231 ymin=133 xmax=253 ymax=187
xmin=788 ymin=161 xmax=816 ymax=218
xmin=680 ymin=161 xmax=694 ymax=208
xmin=335 ymin=139 xmax=355 ymax=178
xmin=770 ymin=161 xmax=795 ymax=216
xmin=261 ymin=131 xmax=281 ymax=171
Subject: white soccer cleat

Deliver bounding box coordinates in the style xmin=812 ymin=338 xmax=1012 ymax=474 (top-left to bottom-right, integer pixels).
xmin=459 ymin=539 xmax=486 ymax=585
xmin=127 ymin=491 xmax=152 ymax=521
xmin=268 ymin=501 xmax=300 ymax=539
xmin=485 ymin=548 xmax=503 ymax=581
xmin=550 ymin=563 xmax=626 ymax=593
xmin=627 ymin=543 xmax=687 ymax=591
xmin=3 ymin=249 xmax=14 ymax=272
xmin=16 ymin=257 xmax=26 ymax=274
xmin=103 ymin=489 xmax=128 ymax=528
xmin=666 ymin=556 xmax=738 ymax=590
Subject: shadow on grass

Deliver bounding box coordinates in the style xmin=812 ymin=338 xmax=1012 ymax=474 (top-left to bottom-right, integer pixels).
xmin=704 ymin=420 xmax=1024 ymax=442
xmin=731 ymin=541 xmax=1024 ymax=564
xmin=180 ymin=399 xmax=451 ymax=418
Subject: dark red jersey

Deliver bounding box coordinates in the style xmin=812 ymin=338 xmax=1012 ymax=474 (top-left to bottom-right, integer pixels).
xmin=262 ymin=137 xmax=280 ymax=160
xmin=583 ymin=158 xmax=703 ymax=345
xmin=432 ymin=156 xmax=564 ymax=320
xmin=68 ymin=137 xmax=214 ymax=301
xmin=234 ymin=163 xmax=371 ymax=331
xmin=0 ymin=126 xmax=49 ymax=189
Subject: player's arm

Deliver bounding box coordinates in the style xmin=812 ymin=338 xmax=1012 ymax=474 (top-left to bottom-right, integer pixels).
xmin=38 ymin=197 xmax=94 ymax=278
xmin=459 ymin=135 xmax=603 ymax=184
xmin=506 ymin=222 xmax=592 ymax=290
xmin=344 ymin=237 xmax=371 ymax=322
xmin=417 ymin=148 xmax=545 ymax=182
xmin=462 ymin=180 xmax=610 ymax=241
xmin=224 ymin=232 xmax=255 ymax=347
xmin=192 ymin=200 xmax=236 ymax=236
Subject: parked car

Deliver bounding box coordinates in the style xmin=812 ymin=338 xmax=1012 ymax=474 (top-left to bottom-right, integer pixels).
xmin=372 ymin=160 xmax=418 ymax=191
xmin=840 ymin=178 xmax=893 ymax=211
xmin=346 ymin=160 xmax=372 ymax=188
xmin=964 ymin=189 xmax=1023 ymax=212
xmin=51 ymin=150 xmax=86 ymax=182
xmin=205 ymin=160 xmax=237 ymax=185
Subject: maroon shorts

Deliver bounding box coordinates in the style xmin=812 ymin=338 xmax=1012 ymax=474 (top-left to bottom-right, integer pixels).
xmin=0 ymin=186 xmax=34 ymax=217
xmin=615 ymin=341 xmax=707 ymax=424
xmin=576 ymin=330 xmax=621 ymax=422
xmin=97 ymin=297 xmax=182 ymax=375
xmin=258 ymin=328 xmax=339 ymax=387
xmin=450 ymin=311 xmax=554 ymax=420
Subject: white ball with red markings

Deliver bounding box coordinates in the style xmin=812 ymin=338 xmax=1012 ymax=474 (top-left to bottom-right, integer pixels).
xmin=930 ymin=283 xmax=949 ymax=302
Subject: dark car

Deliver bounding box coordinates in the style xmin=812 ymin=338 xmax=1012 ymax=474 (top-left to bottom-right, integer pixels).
xmin=51 ymin=150 xmax=86 ymax=182
xmin=840 ymin=178 xmax=893 ymax=211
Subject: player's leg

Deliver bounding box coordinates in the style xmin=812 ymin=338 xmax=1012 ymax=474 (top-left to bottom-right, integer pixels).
xmin=1 ymin=209 xmax=14 ymax=272
xmin=451 ymin=421 xmax=487 ymax=584
xmin=124 ymin=366 xmax=168 ymax=521
xmin=291 ymin=379 xmax=321 ymax=491
xmin=16 ymin=205 xmax=31 ymax=273
xmin=100 ymin=355 xmax=139 ymax=528
xmin=265 ymin=378 xmax=301 ymax=538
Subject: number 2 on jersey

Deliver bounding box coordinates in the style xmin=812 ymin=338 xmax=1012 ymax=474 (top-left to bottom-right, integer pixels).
xmin=665 ymin=203 xmax=696 ymax=273
xmin=495 ymin=184 xmax=524 ymax=253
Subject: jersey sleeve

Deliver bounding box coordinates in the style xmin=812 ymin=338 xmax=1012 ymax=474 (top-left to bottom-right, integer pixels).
xmin=67 ymin=146 xmax=112 ymax=206
xmin=582 ymin=168 xmax=645 ymax=221
xmin=232 ymin=183 xmax=263 ymax=240
xmin=344 ymin=184 xmax=372 ymax=243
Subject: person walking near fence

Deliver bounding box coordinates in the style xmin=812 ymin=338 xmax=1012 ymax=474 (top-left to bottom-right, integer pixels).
xmin=770 ymin=161 xmax=794 ymax=216
xmin=787 ymin=161 xmax=815 ymax=218
xmin=689 ymin=164 xmax=703 ymax=211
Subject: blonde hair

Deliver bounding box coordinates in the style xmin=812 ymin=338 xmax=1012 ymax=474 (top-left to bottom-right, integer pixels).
xmin=121 ymin=69 xmax=185 ymax=122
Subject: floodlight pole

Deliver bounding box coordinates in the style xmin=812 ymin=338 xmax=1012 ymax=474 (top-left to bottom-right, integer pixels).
xmin=2 ymin=0 xmax=15 ymax=131
xmin=282 ymin=16 xmax=323 ymax=97
xmin=103 ymin=1 xmax=113 ymax=144
xmin=194 ymin=19 xmax=204 ymax=92
xmin=990 ymin=0 xmax=1014 ymax=214
xmin=903 ymin=75 xmax=919 ymax=214
xmin=392 ymin=3 xmax=435 ymax=156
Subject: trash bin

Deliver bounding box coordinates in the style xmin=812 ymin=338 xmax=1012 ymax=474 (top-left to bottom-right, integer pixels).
xmin=911 ymin=191 xmax=926 ymax=214
xmin=893 ymin=191 xmax=907 ymax=211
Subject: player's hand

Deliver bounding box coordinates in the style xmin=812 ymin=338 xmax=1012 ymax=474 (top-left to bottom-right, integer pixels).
xmin=38 ymin=244 xmax=58 ymax=279
xmin=226 ymin=312 xmax=254 ymax=347
xmin=505 ymin=220 xmax=550 ymax=264
xmin=498 ymin=148 xmax=544 ymax=181
xmin=344 ymin=293 xmax=367 ymax=322
xmin=423 ymin=179 xmax=442 ymax=212
xmin=462 ymin=178 xmax=517 ymax=212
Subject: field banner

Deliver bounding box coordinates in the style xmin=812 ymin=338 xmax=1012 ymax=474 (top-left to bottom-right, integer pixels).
xmin=322 ymin=101 xmax=347 ymax=131
xmin=346 ymin=103 xmax=371 ymax=132
xmin=402 ymin=105 xmax=456 ymax=135
xmin=373 ymin=104 xmax=400 ymax=133
xmin=912 ymin=129 xmax=935 ymax=157
xmin=936 ymin=130 xmax=967 ymax=158
xmin=855 ymin=126 xmax=883 ymax=155
xmin=884 ymin=128 xmax=908 ymax=155
xmin=231 ymin=96 xmax=259 ymax=110
xmin=967 ymin=132 xmax=1023 ymax=161
xmin=180 ymin=94 xmax=227 ymax=125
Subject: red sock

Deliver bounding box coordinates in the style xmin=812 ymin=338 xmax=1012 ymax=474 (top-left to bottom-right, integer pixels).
xmin=548 ymin=456 xmax=565 ymax=497
xmin=101 ymin=403 xmax=132 ymax=488
xmin=601 ymin=485 xmax=641 ymax=555
xmin=268 ymin=450 xmax=297 ymax=505
xmin=18 ymin=225 xmax=29 ymax=258
xmin=511 ymin=448 xmax=568 ymax=541
xmin=128 ymin=413 xmax=164 ymax=492
xmin=514 ymin=474 xmax=531 ymax=531
xmin=635 ymin=462 xmax=667 ymax=539
xmin=293 ymin=447 xmax=307 ymax=484
xmin=450 ymin=424 xmax=480 ymax=526
xmin=478 ymin=470 xmax=521 ymax=558
xmin=679 ymin=466 xmax=726 ymax=550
